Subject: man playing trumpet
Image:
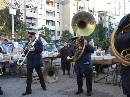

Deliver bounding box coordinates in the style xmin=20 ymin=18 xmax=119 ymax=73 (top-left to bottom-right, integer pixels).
xmin=22 ymin=32 xmax=46 ymax=96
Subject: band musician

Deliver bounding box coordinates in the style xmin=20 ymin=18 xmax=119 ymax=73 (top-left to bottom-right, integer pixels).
xmin=73 ymin=37 xmax=94 ymax=96
xmin=115 ymin=14 xmax=130 ymax=97
xmin=22 ymin=32 xmax=46 ymax=96
xmin=59 ymin=42 xmax=73 ymax=75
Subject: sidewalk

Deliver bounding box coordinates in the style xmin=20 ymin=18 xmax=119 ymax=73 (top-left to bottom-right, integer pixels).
xmin=0 ymin=74 xmax=126 ymax=97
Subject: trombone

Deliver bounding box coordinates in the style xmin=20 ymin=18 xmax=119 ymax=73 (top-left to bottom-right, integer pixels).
xmin=17 ymin=38 xmax=38 ymax=66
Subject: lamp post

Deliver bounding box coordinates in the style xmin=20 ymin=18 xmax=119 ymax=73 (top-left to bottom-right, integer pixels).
xmin=9 ymin=0 xmax=17 ymax=41
xmin=12 ymin=14 xmax=15 ymax=40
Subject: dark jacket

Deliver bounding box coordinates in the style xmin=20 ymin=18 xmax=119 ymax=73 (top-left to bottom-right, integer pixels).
xmin=74 ymin=44 xmax=94 ymax=75
xmin=60 ymin=46 xmax=73 ymax=62
xmin=121 ymin=65 xmax=130 ymax=95
xmin=26 ymin=39 xmax=43 ymax=68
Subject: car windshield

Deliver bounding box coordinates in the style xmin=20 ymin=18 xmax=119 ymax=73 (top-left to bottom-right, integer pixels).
xmin=18 ymin=41 xmax=28 ymax=48
xmin=44 ymin=44 xmax=57 ymax=52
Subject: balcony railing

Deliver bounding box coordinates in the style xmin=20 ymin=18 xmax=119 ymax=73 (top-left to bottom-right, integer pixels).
xmin=26 ymin=13 xmax=37 ymax=19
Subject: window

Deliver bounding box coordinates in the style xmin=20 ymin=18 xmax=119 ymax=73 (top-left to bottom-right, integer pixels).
xmin=57 ymin=31 xmax=60 ymax=36
xmin=57 ymin=3 xmax=59 ymax=9
xmin=46 ymin=11 xmax=55 ymax=17
xmin=32 ymin=23 xmax=36 ymax=26
xmin=26 ymin=5 xmax=29 ymax=8
xmin=46 ymin=11 xmax=49 ymax=15
xmin=46 ymin=20 xmax=55 ymax=26
xmin=52 ymin=21 xmax=55 ymax=26
xmin=57 ymin=21 xmax=60 ymax=27
xmin=51 ymin=30 xmax=55 ymax=36
xmin=40 ymin=4 xmax=42 ymax=9
xmin=57 ymin=12 xmax=60 ymax=17
xmin=46 ymin=20 xmax=49 ymax=25
xmin=53 ymin=11 xmax=55 ymax=17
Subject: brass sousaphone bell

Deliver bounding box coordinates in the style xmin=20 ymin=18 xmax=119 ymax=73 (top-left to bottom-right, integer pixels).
xmin=111 ymin=28 xmax=130 ymax=66
xmin=111 ymin=14 xmax=130 ymax=66
xmin=71 ymin=11 xmax=96 ymax=36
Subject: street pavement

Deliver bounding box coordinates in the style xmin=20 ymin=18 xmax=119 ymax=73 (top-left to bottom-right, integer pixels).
xmin=0 ymin=72 xmax=126 ymax=97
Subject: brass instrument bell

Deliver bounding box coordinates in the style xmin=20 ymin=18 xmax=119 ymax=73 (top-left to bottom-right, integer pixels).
xmin=71 ymin=11 xmax=96 ymax=36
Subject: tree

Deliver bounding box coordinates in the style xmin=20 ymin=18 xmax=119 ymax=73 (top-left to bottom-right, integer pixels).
xmin=38 ymin=27 xmax=52 ymax=43
xmin=0 ymin=7 xmax=27 ymax=38
xmin=15 ymin=22 xmax=28 ymax=39
xmin=0 ymin=7 xmax=12 ymax=36
xmin=60 ymin=30 xmax=73 ymax=43
xmin=87 ymin=23 xmax=110 ymax=50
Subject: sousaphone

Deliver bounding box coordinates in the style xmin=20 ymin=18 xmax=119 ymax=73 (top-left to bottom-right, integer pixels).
xmin=111 ymin=14 xmax=130 ymax=66
xmin=71 ymin=11 xmax=96 ymax=61
xmin=71 ymin=11 xmax=96 ymax=36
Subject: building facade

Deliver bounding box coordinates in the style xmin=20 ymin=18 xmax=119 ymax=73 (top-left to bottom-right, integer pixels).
xmin=63 ymin=0 xmax=89 ymax=35
xmin=19 ymin=0 xmax=63 ymax=40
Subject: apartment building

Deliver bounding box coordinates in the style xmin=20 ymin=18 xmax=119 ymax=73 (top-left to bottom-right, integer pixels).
xmin=19 ymin=0 xmax=63 ymax=40
xmin=45 ymin=0 xmax=63 ymax=40
xmin=63 ymin=0 xmax=88 ymax=35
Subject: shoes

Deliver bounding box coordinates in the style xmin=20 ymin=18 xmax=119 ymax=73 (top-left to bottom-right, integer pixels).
xmin=22 ymin=91 xmax=32 ymax=96
xmin=0 ymin=87 xmax=3 ymax=95
xmin=42 ymin=86 xmax=46 ymax=91
xmin=75 ymin=89 xmax=83 ymax=95
xmin=87 ymin=91 xmax=92 ymax=96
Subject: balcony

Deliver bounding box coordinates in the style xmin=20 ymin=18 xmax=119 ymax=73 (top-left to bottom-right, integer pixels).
xmin=46 ymin=16 xmax=55 ymax=20
xmin=28 ymin=25 xmax=37 ymax=30
xmin=46 ymin=6 xmax=55 ymax=11
xmin=26 ymin=12 xmax=37 ymax=19
xmin=26 ymin=19 xmax=37 ymax=24
xmin=46 ymin=25 xmax=55 ymax=30
xmin=27 ymin=28 xmax=37 ymax=33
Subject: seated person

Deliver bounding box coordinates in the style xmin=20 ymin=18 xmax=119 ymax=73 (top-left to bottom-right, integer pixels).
xmin=0 ymin=39 xmax=14 ymax=54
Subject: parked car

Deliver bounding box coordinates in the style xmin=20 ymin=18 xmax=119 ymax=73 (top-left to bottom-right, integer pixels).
xmin=42 ymin=44 xmax=59 ymax=58
xmin=18 ymin=40 xmax=28 ymax=48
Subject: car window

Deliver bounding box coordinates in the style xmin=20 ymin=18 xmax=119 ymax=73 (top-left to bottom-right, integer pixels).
xmin=44 ymin=44 xmax=57 ymax=52
xmin=18 ymin=41 xmax=28 ymax=48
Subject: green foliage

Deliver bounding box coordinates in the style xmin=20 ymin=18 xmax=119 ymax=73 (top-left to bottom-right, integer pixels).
xmin=60 ymin=30 xmax=73 ymax=43
xmin=38 ymin=27 xmax=52 ymax=43
xmin=87 ymin=23 xmax=110 ymax=50
xmin=16 ymin=22 xmax=28 ymax=39
xmin=0 ymin=7 xmax=12 ymax=35
xmin=0 ymin=7 xmax=27 ymax=39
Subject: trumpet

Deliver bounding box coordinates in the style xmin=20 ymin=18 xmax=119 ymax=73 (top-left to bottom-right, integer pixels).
xmin=17 ymin=38 xmax=38 ymax=66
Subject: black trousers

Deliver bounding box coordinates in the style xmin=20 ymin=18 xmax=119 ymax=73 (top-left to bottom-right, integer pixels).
xmin=77 ymin=71 xmax=92 ymax=93
xmin=61 ymin=61 xmax=71 ymax=74
xmin=121 ymin=66 xmax=130 ymax=96
xmin=26 ymin=66 xmax=46 ymax=92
